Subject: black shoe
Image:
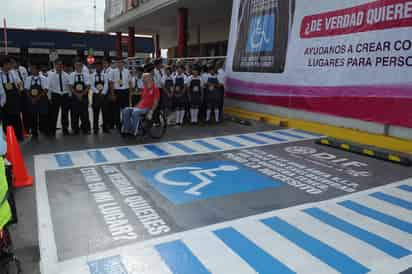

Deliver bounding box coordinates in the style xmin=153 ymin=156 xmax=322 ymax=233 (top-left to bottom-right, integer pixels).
xmin=93 ymin=129 xmax=99 ymax=135
xmin=72 ymin=130 xmax=80 ymax=136
xmin=32 ymin=133 xmax=39 ymax=140
xmin=103 ymin=128 xmax=111 ymax=134
xmin=63 ymin=130 xmax=70 ymax=136
xmin=83 ymin=130 xmax=91 ymax=135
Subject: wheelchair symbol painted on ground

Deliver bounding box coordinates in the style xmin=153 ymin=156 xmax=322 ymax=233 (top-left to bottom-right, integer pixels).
xmin=142 ymin=161 xmax=283 ymax=204
xmin=247 ymin=15 xmax=275 ymax=53
xmin=154 ymin=165 xmax=239 ymax=196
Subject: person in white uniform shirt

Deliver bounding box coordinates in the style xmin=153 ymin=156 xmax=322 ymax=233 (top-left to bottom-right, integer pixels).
xmin=90 ymin=59 xmax=110 ymax=134
xmin=69 ymin=58 xmax=91 ymax=135
xmin=216 ymin=60 xmax=226 ymax=120
xmin=102 ymin=58 xmax=114 ymax=128
xmin=131 ymin=66 xmax=144 ymax=107
xmin=48 ymin=59 xmax=71 ymax=136
xmin=109 ymin=58 xmax=132 ymax=131
xmin=24 ymin=63 xmax=49 ymax=138
xmin=11 ymin=58 xmax=29 ymax=134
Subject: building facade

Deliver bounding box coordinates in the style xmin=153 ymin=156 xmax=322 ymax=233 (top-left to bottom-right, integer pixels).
xmin=104 ymin=0 xmax=233 ymax=58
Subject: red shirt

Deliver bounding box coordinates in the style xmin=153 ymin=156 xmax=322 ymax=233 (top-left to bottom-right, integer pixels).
xmin=137 ymin=85 xmax=160 ymax=109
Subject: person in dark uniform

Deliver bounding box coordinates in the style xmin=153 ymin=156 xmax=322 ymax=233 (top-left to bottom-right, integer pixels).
xmin=90 ymin=60 xmax=110 ymax=134
xmin=48 ymin=59 xmax=71 ymax=136
xmin=187 ymin=65 xmax=203 ymax=125
xmin=173 ymin=65 xmax=188 ymax=126
xmin=0 ymin=56 xmax=23 ymax=140
xmin=161 ymin=66 xmax=175 ymax=125
xmin=205 ymin=64 xmax=221 ymax=123
xmin=24 ymin=63 xmax=49 ymax=139
xmin=11 ymin=58 xmax=30 ymax=135
xmin=109 ymin=59 xmax=132 ymax=131
xmin=69 ymin=58 xmax=91 ymax=135
xmin=131 ymin=67 xmax=144 ymax=107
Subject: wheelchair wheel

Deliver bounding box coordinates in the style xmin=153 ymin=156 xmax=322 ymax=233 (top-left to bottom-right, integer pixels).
xmin=148 ymin=111 xmax=167 ymax=139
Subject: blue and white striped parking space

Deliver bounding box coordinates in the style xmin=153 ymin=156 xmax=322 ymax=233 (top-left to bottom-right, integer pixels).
xmin=37 ymin=129 xmax=320 ymax=170
xmin=60 ymin=180 xmax=412 ymax=274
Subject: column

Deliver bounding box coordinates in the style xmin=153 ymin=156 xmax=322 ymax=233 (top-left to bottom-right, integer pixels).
xmin=177 ymin=8 xmax=188 ymax=58
xmin=115 ymin=32 xmax=122 ymax=59
xmin=128 ymin=26 xmax=135 ymax=57
xmin=155 ymin=34 xmax=161 ymax=58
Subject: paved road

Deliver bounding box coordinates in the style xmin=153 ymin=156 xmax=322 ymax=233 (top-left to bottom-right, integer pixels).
xmin=11 ymin=120 xmax=412 ymax=274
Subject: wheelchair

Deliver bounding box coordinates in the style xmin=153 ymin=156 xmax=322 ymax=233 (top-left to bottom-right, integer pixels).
xmin=0 ymin=161 xmax=22 ymax=274
xmin=140 ymin=108 xmax=168 ymax=139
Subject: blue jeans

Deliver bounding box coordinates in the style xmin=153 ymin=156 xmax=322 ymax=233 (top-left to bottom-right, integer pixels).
xmin=121 ymin=107 xmax=149 ymax=135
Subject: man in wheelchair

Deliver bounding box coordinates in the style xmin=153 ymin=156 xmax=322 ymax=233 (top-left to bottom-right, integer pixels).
xmin=121 ymin=73 xmax=160 ymax=136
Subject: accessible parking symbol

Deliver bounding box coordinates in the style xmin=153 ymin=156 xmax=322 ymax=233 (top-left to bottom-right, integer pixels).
xmin=141 ymin=161 xmax=282 ymax=204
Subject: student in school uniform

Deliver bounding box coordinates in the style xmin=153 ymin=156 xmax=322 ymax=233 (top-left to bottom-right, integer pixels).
xmin=216 ymin=60 xmax=226 ymax=121
xmin=48 ymin=59 xmax=71 ymax=136
xmin=187 ymin=65 xmax=203 ymax=125
xmin=11 ymin=58 xmax=29 ymax=135
xmin=109 ymin=59 xmax=132 ymax=131
xmin=131 ymin=67 xmax=144 ymax=107
xmin=24 ymin=63 xmax=49 ymax=139
xmin=102 ymin=58 xmax=114 ymax=129
xmin=69 ymin=58 xmax=91 ymax=135
xmin=90 ymin=60 xmax=110 ymax=134
xmin=173 ymin=65 xmax=188 ymax=126
xmin=0 ymin=56 xmax=23 ymax=140
xmin=0 ymin=72 xmax=6 ymax=123
xmin=205 ymin=64 xmax=221 ymax=123
xmin=161 ymin=66 xmax=175 ymax=124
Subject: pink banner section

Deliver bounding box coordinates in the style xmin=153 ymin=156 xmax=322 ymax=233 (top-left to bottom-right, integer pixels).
xmin=226 ymin=77 xmax=412 ymax=128
xmin=300 ymin=0 xmax=412 ymax=38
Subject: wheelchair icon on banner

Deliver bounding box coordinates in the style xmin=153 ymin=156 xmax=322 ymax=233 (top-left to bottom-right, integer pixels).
xmin=154 ymin=165 xmax=239 ymax=196
xmin=247 ymin=15 xmax=275 ymax=52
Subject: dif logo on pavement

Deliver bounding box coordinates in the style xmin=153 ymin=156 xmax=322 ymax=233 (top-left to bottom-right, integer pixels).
xmin=141 ymin=161 xmax=283 ymax=204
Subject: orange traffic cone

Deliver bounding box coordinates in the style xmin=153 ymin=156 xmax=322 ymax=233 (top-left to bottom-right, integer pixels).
xmin=6 ymin=126 xmax=33 ymax=188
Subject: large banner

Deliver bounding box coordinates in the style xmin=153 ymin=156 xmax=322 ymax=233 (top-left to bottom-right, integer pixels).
xmin=226 ymin=0 xmax=412 ymax=128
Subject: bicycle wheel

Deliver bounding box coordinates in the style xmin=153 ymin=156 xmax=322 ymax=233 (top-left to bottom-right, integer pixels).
xmin=148 ymin=111 xmax=167 ymax=139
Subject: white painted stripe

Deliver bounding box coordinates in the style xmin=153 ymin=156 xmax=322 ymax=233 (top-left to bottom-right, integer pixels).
xmin=158 ymin=142 xmax=187 ymax=156
xmin=183 ymin=232 xmax=257 ymax=274
xmin=383 ymin=188 xmax=412 ymax=203
xmin=286 ymin=129 xmax=322 ymax=138
xmin=100 ymin=148 xmax=128 ymax=163
xmin=58 ymin=264 xmax=90 ymax=274
xmin=278 ymin=211 xmax=396 ymax=271
xmin=244 ymin=133 xmax=276 ymax=143
xmin=39 ymin=155 xmax=60 ymax=170
xmin=203 ymin=138 xmax=235 ymax=150
xmin=321 ymin=204 xmax=412 ymax=250
xmin=265 ymin=130 xmax=301 ymax=141
xmin=129 ymin=145 xmax=157 ymax=159
xmin=121 ymin=247 xmax=173 ymax=274
xmin=69 ymin=151 xmax=94 ymax=167
xmin=234 ymin=220 xmax=338 ymax=274
xmin=183 ymin=140 xmax=214 ymax=153
xmin=353 ymin=196 xmax=412 ymax=223
xmin=225 ymin=135 xmax=260 ymax=146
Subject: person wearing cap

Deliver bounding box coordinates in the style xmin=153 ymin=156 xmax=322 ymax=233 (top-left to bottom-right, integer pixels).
xmin=90 ymin=60 xmax=110 ymax=134
xmin=109 ymin=58 xmax=132 ymax=131
xmin=24 ymin=63 xmax=49 ymax=139
xmin=205 ymin=64 xmax=221 ymax=123
xmin=48 ymin=59 xmax=71 ymax=136
xmin=121 ymin=73 xmax=160 ymax=136
xmin=69 ymin=58 xmax=91 ymax=135
xmin=187 ymin=65 xmax=203 ymax=125
xmin=0 ymin=56 xmax=24 ymax=141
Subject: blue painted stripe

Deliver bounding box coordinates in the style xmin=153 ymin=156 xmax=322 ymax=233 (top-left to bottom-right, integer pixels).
xmin=117 ymin=147 xmax=139 ymax=160
xmin=339 ymin=201 xmax=412 ymax=234
xmin=262 ymin=217 xmax=369 ymax=274
xmin=193 ymin=140 xmax=222 ymax=151
xmin=370 ymin=192 xmax=412 ymax=211
xmin=155 ymin=240 xmax=210 ymax=274
xmin=236 ymin=135 xmax=267 ymax=145
xmin=255 ymin=132 xmax=287 ymax=142
xmin=214 ymin=227 xmax=295 ymax=274
xmin=215 ymin=137 xmax=244 ymax=148
xmin=87 ymin=150 xmax=107 ymax=164
xmin=304 ymin=208 xmax=411 ymax=258
xmin=144 ymin=144 xmax=169 ymax=157
xmin=399 ymin=185 xmax=412 ymax=193
xmin=88 ymin=255 xmax=128 ymax=274
xmin=169 ymin=142 xmax=197 ymax=153
xmin=275 ymin=131 xmax=306 ymax=139
xmin=54 ymin=153 xmax=74 ymax=167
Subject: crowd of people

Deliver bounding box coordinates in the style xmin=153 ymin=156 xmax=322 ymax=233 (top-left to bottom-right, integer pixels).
xmin=0 ymin=56 xmax=226 ymax=141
